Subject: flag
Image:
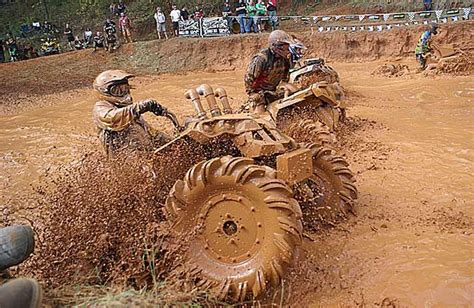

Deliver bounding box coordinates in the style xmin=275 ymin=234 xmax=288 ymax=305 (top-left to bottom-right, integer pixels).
xmin=335 ymin=15 xmax=342 ymax=21
xmin=383 ymin=13 xmax=390 ymax=21
xmin=359 ymin=15 xmax=365 ymax=21
xmin=322 ymin=16 xmax=331 ymax=22
xmin=408 ymin=12 xmax=415 ymax=21
xmin=435 ymin=10 xmax=443 ymax=20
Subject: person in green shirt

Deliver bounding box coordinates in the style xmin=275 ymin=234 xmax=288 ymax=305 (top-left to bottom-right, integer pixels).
xmin=255 ymin=0 xmax=267 ymax=32
xmin=245 ymin=0 xmax=258 ymax=33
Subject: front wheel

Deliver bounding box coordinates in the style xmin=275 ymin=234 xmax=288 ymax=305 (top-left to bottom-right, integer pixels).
xmin=165 ymin=156 xmax=302 ymax=301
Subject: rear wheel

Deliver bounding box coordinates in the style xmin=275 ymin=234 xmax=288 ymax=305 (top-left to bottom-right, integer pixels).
xmin=283 ymin=118 xmax=337 ymax=148
xmin=165 ymin=156 xmax=302 ymax=301
xmin=294 ymin=145 xmax=357 ymax=231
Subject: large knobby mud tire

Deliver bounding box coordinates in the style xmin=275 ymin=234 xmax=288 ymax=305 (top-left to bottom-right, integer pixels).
xmin=284 ymin=118 xmax=337 ymax=148
xmin=165 ymin=156 xmax=303 ymax=301
xmin=295 ymin=145 xmax=357 ymax=230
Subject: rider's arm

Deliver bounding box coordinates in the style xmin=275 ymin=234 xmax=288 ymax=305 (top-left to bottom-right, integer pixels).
xmin=93 ymin=100 xmax=163 ymax=132
xmin=244 ymin=55 xmax=265 ymax=94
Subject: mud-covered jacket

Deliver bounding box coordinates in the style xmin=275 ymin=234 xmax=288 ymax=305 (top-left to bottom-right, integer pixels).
xmin=93 ymin=100 xmax=153 ymax=156
xmin=415 ymin=30 xmax=432 ymax=55
xmin=244 ymin=47 xmax=291 ymax=95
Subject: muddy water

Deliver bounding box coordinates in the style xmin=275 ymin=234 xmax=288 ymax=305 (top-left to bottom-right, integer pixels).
xmin=1 ymin=63 xmax=473 ymax=306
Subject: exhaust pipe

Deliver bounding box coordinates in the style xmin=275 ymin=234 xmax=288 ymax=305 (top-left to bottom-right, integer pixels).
xmin=184 ymin=89 xmax=207 ymax=120
xmin=214 ymin=87 xmax=232 ymax=114
xmin=196 ymin=84 xmax=222 ymax=117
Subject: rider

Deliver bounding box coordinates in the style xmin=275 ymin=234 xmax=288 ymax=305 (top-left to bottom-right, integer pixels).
xmin=244 ymin=29 xmax=296 ymax=113
xmin=289 ymin=38 xmax=307 ymax=69
xmin=415 ymin=23 xmax=439 ymax=70
xmin=92 ymin=70 xmax=172 ymax=156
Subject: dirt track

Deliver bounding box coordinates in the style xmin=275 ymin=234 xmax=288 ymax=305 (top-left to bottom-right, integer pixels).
xmin=0 ymin=22 xmax=473 ymax=306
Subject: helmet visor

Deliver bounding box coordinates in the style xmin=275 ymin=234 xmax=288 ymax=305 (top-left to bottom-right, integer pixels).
xmin=108 ymin=82 xmax=131 ymax=97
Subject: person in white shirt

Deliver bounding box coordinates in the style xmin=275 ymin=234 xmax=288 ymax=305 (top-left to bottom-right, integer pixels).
xmin=169 ymin=5 xmax=181 ymax=37
xmin=154 ymin=7 xmax=168 ymax=39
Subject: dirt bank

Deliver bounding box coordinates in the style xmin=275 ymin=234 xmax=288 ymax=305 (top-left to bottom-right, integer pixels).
xmin=1 ymin=21 xmax=472 ymax=115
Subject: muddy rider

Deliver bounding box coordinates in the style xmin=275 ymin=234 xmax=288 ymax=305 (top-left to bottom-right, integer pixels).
xmin=93 ymin=70 xmax=174 ymax=156
xmin=244 ymin=30 xmax=297 ymax=113
xmin=415 ymin=23 xmax=439 ymax=70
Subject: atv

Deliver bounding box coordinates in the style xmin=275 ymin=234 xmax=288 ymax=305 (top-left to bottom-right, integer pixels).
xmin=153 ymin=84 xmax=357 ymax=301
xmin=290 ymin=58 xmax=344 ymax=101
xmin=40 ymin=37 xmax=60 ymax=56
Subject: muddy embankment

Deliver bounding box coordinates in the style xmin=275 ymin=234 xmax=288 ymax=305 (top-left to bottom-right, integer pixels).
xmin=1 ymin=21 xmax=472 ymax=114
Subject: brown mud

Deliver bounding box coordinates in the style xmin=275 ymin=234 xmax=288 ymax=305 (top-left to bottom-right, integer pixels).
xmin=1 ymin=58 xmax=473 ymax=305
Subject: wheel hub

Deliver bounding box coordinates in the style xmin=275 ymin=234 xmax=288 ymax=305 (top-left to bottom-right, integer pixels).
xmin=196 ymin=193 xmax=265 ymax=264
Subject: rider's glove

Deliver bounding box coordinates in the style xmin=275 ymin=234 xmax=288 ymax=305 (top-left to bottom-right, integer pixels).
xmin=138 ymin=99 xmax=165 ymax=116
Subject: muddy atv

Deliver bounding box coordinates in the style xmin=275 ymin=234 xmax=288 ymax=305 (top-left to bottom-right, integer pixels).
xmin=290 ymin=58 xmax=344 ymax=100
xmin=251 ymin=82 xmax=346 ymax=149
xmin=155 ymin=84 xmax=357 ymax=301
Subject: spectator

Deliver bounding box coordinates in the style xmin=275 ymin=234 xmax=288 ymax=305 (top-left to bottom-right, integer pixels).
xmin=193 ymin=5 xmax=204 ymax=19
xmin=93 ymin=31 xmax=106 ymax=51
xmin=267 ymin=0 xmax=278 ymax=30
xmin=74 ymin=36 xmax=84 ymax=50
xmin=64 ymin=23 xmax=75 ymax=50
xmin=0 ymin=39 xmax=4 ymax=63
xmin=109 ymin=2 xmax=117 ymax=15
xmin=117 ymin=0 xmax=127 ymax=15
xmin=245 ymin=0 xmax=258 ymax=33
xmin=222 ymin=0 xmax=233 ymax=32
xmin=255 ymin=0 xmax=267 ymax=32
xmin=181 ymin=6 xmax=190 ymax=21
xmin=235 ymin=0 xmax=247 ymax=34
xmin=170 ymin=5 xmax=181 ymax=37
xmin=104 ymin=18 xmax=116 ymax=32
xmin=423 ymin=0 xmax=432 ymax=10
xmin=119 ymin=12 xmax=133 ymax=43
xmin=5 ymin=33 xmax=18 ymax=62
xmin=154 ymin=7 xmax=168 ymax=39
xmin=84 ymin=28 xmax=93 ymax=47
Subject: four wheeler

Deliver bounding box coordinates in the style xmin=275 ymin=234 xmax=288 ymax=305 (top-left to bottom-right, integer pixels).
xmin=40 ymin=37 xmax=60 ymax=56
xmin=289 ymin=58 xmax=344 ymax=101
xmin=154 ymin=84 xmax=357 ymax=301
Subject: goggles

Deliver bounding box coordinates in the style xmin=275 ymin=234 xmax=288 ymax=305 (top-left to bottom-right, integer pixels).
xmin=108 ymin=82 xmax=131 ymax=97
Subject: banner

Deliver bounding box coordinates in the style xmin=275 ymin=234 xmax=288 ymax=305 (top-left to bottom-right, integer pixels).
xmin=201 ymin=17 xmax=230 ymax=37
xmin=179 ymin=19 xmax=200 ymax=37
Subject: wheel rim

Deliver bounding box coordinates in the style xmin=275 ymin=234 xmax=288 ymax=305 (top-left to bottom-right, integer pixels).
xmin=193 ymin=193 xmax=264 ymax=264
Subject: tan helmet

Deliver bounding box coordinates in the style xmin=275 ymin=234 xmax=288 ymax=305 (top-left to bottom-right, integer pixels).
xmin=93 ymin=70 xmax=134 ymax=105
xmin=268 ymin=30 xmax=295 ymax=47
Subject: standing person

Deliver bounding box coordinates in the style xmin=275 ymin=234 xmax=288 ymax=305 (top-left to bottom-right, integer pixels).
xmin=109 ymin=2 xmax=117 ymax=15
xmin=415 ymin=23 xmax=439 ymax=70
xmin=244 ymin=30 xmax=296 ymax=113
xmin=255 ymin=0 xmax=267 ymax=32
xmin=267 ymin=0 xmax=278 ymax=30
xmin=170 ymin=5 xmax=181 ymax=37
xmin=0 ymin=39 xmax=5 ymax=63
xmin=117 ymin=0 xmax=127 ymax=15
xmin=181 ymin=6 xmax=190 ymax=21
xmin=235 ymin=0 xmax=247 ymax=34
xmin=222 ymin=0 xmax=233 ymax=32
xmin=119 ymin=12 xmax=133 ymax=43
xmin=84 ymin=28 xmax=93 ymax=47
xmin=193 ymin=5 xmax=204 ymax=19
xmin=423 ymin=0 xmax=432 ymax=10
xmin=154 ymin=7 xmax=168 ymax=39
xmin=245 ymin=0 xmax=258 ymax=33
xmin=64 ymin=23 xmax=75 ymax=50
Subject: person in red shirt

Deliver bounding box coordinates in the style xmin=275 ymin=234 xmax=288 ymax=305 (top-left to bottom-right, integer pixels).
xmin=118 ymin=12 xmax=133 ymax=43
xmin=267 ymin=0 xmax=278 ymax=30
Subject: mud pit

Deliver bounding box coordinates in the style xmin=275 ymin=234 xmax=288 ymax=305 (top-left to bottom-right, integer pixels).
xmin=1 ymin=59 xmax=473 ymax=305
